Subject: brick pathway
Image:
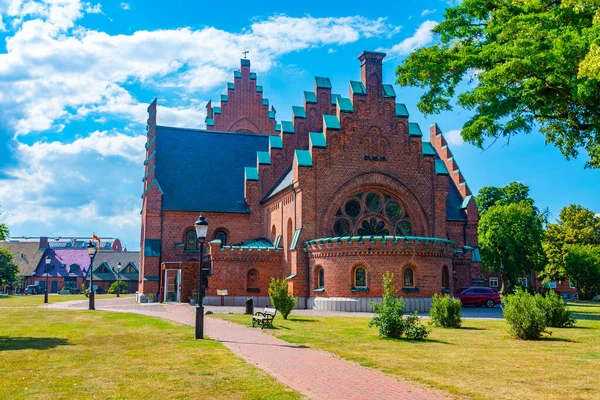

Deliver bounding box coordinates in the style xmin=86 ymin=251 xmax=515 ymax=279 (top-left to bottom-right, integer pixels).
xmin=48 ymin=299 xmax=447 ymax=399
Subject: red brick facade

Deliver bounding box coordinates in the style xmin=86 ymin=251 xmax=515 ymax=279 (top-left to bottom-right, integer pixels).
xmin=139 ymin=52 xmax=481 ymax=308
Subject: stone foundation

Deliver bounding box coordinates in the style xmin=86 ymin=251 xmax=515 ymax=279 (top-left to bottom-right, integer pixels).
xmin=203 ymin=296 xmax=307 ymax=309
xmin=307 ymin=297 xmax=432 ymax=313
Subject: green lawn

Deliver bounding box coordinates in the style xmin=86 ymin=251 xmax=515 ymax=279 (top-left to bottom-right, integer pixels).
xmin=214 ymin=302 xmax=600 ymax=400
xmin=0 ymin=293 xmax=133 ymax=307
xmin=0 ymin=309 xmax=299 ymax=400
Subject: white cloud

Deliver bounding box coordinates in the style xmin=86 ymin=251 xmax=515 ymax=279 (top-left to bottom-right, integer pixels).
xmin=421 ymin=9 xmax=437 ymax=17
xmin=596 ymin=213 xmax=600 ymax=218
xmin=120 ymin=2 xmax=129 ymax=10
xmin=387 ymin=20 xmax=438 ymax=56
xmin=444 ymin=129 xmax=465 ymax=146
xmin=0 ymin=15 xmax=5 ymax=31
xmin=83 ymin=2 xmax=102 ymax=14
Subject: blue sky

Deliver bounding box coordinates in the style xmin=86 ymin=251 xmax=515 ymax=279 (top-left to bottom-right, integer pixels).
xmin=0 ymin=0 xmax=598 ymax=250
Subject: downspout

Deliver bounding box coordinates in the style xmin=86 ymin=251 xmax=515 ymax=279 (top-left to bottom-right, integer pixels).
xmin=158 ymin=208 xmax=164 ymax=302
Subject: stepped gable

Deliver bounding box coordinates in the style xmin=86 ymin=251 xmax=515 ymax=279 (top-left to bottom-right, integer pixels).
xmin=205 ymin=59 xmax=277 ymax=134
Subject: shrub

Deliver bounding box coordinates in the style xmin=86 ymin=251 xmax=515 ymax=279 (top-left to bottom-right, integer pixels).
xmin=369 ymin=272 xmax=429 ymax=340
xmin=503 ymin=289 xmax=550 ymax=339
xmin=536 ymin=290 xmax=576 ymax=328
xmin=430 ymin=293 xmax=462 ymax=328
xmin=81 ymin=283 xmax=89 ymax=298
xmin=268 ymin=277 xmax=297 ymax=320
xmin=108 ymin=280 xmax=128 ymax=294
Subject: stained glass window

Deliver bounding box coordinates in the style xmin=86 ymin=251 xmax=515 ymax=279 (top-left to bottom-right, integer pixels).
xmin=365 ymin=193 xmax=382 ymax=212
xmin=334 ymin=219 xmax=351 ymax=236
xmin=215 ymin=231 xmax=227 ymax=246
xmin=186 ymin=230 xmax=197 ymax=250
xmin=355 ymin=267 xmax=367 ymax=288
xmin=396 ymin=221 xmax=412 ymax=236
xmin=345 ymin=200 xmax=361 ymax=217
xmin=404 ymin=267 xmax=414 ymax=287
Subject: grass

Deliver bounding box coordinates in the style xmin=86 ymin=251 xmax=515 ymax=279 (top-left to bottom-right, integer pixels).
xmin=214 ymin=302 xmax=600 ymax=400
xmin=0 ymin=293 xmax=133 ymax=307
xmin=0 ymin=308 xmax=299 ymax=400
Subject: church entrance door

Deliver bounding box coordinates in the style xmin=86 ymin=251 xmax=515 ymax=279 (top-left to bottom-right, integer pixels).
xmin=164 ymin=269 xmax=181 ymax=302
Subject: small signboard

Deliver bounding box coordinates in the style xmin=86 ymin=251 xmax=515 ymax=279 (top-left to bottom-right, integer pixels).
xmin=217 ymin=289 xmax=228 ymax=296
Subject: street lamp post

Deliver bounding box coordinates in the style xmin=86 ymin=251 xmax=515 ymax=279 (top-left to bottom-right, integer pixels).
xmin=194 ymin=214 xmax=209 ymax=339
xmin=44 ymin=256 xmax=51 ymax=304
xmin=114 ymin=262 xmax=122 ymax=298
xmin=87 ymin=241 xmax=97 ymax=310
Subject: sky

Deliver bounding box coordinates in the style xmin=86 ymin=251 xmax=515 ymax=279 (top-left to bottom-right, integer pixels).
xmin=0 ymin=0 xmax=598 ymax=251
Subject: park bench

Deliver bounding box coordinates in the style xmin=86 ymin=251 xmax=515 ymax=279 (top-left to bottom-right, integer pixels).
xmin=252 ymin=307 xmax=277 ymax=329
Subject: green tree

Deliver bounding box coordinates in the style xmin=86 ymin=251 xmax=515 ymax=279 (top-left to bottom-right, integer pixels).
xmin=478 ymin=201 xmax=546 ymax=291
xmin=543 ymin=204 xmax=600 ymax=281
xmin=475 ymin=182 xmax=535 ymax=215
xmin=396 ymin=0 xmax=600 ymax=168
xmin=0 ymin=209 xmax=9 ymax=241
xmin=268 ymin=277 xmax=297 ymax=320
xmin=564 ymin=244 xmax=600 ymax=300
xmin=0 ymin=247 xmax=19 ymax=287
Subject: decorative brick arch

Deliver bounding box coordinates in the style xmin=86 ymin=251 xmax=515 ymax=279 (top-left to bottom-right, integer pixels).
xmin=228 ymin=117 xmax=261 ymax=133
xmin=320 ymin=172 xmax=430 ymax=238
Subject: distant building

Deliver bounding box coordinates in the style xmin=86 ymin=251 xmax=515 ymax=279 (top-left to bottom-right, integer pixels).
xmin=0 ymin=240 xmax=46 ymax=288
xmin=8 ymin=236 xmax=124 ymax=252
xmin=89 ymin=251 xmax=140 ymax=293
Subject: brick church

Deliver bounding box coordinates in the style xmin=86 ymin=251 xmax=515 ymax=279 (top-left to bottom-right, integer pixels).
xmin=139 ymin=51 xmax=481 ymax=311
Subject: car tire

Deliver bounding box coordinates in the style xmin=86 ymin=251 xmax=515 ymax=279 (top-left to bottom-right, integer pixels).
xmin=486 ymin=299 xmax=494 ymax=308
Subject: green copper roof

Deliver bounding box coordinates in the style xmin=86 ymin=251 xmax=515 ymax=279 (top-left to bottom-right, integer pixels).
xmin=262 ymin=98 xmax=269 ymax=106
xmin=396 ymin=103 xmax=409 ymax=117
xmin=205 ymin=118 xmax=214 ymax=126
xmin=268 ymin=110 xmax=275 ymax=119
xmin=227 ymin=82 xmax=234 ymax=90
xmin=269 ymin=135 xmax=283 ymax=150
xmin=256 ymin=85 xmax=263 ymax=93
xmin=304 ymin=91 xmax=317 ymax=103
xmin=245 ymin=166 xmax=259 ymax=181
xmin=275 ymin=123 xmax=281 ymax=131
xmin=234 ymin=70 xmax=241 ymax=79
xmin=213 ymin=106 xmax=221 ymax=114
xmin=295 ymin=150 xmax=313 ymax=167
xmin=408 ymin=122 xmax=422 ymax=137
xmin=290 ymin=228 xmax=302 ymax=250
xmin=292 ymin=106 xmax=306 ymax=119
xmin=350 ymin=81 xmax=366 ymax=95
xmin=422 ymin=142 xmax=436 ymax=156
xmin=337 ymin=97 xmax=354 ymax=113
xmin=281 ymin=120 xmax=294 ymax=134
xmin=220 ymin=94 xmax=228 ymax=103
xmin=309 ymin=132 xmax=326 ymax=148
xmin=382 ymin=84 xmax=396 ymax=98
xmin=257 ymin=151 xmax=271 ymax=165
xmin=241 ymin=59 xmax=250 ymax=67
xmin=315 ymin=76 xmax=332 ymax=89
xmin=331 ymin=93 xmax=341 ymax=105
xmin=249 ymin=72 xmax=257 ymax=80
xmin=461 ymin=195 xmax=473 ymax=209
xmin=435 ymin=159 xmax=449 ymax=175
xmin=323 ymin=114 xmax=340 ymax=130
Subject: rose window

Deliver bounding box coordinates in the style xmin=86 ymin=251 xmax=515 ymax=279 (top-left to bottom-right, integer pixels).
xmin=332 ymin=191 xmax=412 ymax=237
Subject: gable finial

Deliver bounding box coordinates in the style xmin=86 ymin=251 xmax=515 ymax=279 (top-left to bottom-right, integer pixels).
xmin=242 ymin=50 xmax=249 ymax=59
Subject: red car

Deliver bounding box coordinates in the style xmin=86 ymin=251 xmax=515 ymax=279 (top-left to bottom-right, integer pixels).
xmin=456 ymin=287 xmax=501 ymax=308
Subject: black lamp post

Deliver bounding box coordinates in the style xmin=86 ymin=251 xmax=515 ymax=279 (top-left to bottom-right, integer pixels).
xmin=194 ymin=214 xmax=209 ymax=339
xmin=87 ymin=241 xmax=97 ymax=310
xmin=44 ymin=256 xmax=51 ymax=304
xmin=114 ymin=262 xmax=122 ymax=298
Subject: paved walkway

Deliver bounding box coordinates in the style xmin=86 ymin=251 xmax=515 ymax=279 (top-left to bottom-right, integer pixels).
xmin=48 ymin=298 xmax=448 ymax=400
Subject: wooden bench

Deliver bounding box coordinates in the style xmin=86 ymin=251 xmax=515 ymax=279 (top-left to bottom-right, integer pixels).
xmin=252 ymin=307 xmax=277 ymax=329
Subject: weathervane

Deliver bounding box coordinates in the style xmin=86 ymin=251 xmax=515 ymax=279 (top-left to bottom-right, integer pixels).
xmin=242 ymin=50 xmax=249 ymax=59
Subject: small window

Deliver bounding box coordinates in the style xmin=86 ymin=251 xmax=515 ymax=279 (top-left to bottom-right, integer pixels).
xmin=215 ymin=230 xmax=227 ymax=246
xmin=69 ymin=264 xmax=80 ymax=274
xmin=354 ymin=267 xmax=367 ymax=288
xmin=517 ymin=277 xmax=528 ymax=288
xmin=403 ymin=267 xmax=414 ymax=288
xmin=441 ymin=266 xmax=449 ymax=290
xmin=96 ymin=264 xmax=110 ymax=274
xmin=316 ymin=267 xmax=324 ymax=289
xmin=185 ymin=230 xmax=197 ymax=250
xmin=489 ymin=277 xmax=499 ymax=288
xmin=544 ymin=281 xmax=557 ymax=289
xmin=122 ymin=264 xmax=136 ymax=274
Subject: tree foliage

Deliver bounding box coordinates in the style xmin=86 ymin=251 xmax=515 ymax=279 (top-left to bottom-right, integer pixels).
xmin=396 ymin=0 xmax=600 ymax=168
xmin=503 ymin=289 xmax=550 ymax=340
xmin=478 ymin=201 xmax=546 ymax=290
xmin=0 ymin=208 xmax=9 ymax=241
xmin=475 ymin=182 xmax=536 ymax=215
xmin=543 ymin=204 xmax=600 ymax=281
xmin=0 ymin=247 xmax=19 ymax=287
xmin=564 ymin=244 xmax=600 ymax=300
xmin=268 ymin=277 xmax=297 ymax=320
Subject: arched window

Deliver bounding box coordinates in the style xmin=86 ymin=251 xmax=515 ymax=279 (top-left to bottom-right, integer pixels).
xmin=441 ymin=266 xmax=449 ymax=290
xmin=247 ymin=269 xmax=259 ymax=292
xmin=185 ymin=230 xmax=197 ymax=250
xmin=271 ymin=225 xmax=276 ymax=241
xmin=316 ymin=267 xmax=324 ymax=289
xmin=403 ymin=267 xmax=415 ymax=288
xmin=354 ymin=266 xmax=367 ymax=288
xmin=214 ymin=230 xmax=227 ymax=246
xmin=287 ymin=218 xmax=293 ymax=249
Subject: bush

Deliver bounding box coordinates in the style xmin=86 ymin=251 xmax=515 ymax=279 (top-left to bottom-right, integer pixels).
xmin=368 ymin=272 xmax=429 ymax=340
xmin=81 ymin=283 xmax=89 ymax=298
xmin=108 ymin=280 xmax=128 ymax=294
xmin=430 ymin=293 xmax=462 ymax=328
xmin=268 ymin=277 xmax=297 ymax=320
xmin=503 ymin=289 xmax=550 ymax=339
xmin=536 ymin=290 xmax=576 ymax=328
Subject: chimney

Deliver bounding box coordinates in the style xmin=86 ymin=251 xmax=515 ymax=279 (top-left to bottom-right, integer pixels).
xmin=358 ymin=51 xmax=386 ymax=97
xmin=39 ymin=236 xmax=49 ymax=249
